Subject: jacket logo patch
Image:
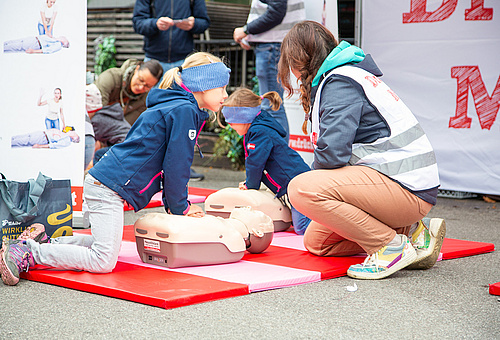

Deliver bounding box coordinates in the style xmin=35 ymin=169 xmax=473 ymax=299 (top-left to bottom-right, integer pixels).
xmin=311 ymin=132 xmax=318 ymax=146
xmin=247 ymin=143 xmax=255 ymax=150
xmin=188 ymin=129 xmax=196 ymax=140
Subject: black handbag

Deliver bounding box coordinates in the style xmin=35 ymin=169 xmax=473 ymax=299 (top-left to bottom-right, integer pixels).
xmin=0 ymin=172 xmax=73 ymax=240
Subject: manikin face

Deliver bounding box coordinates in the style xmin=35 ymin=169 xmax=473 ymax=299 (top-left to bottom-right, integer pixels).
xmin=229 ymin=123 xmax=251 ymax=136
xmin=130 ymin=66 xmax=158 ymax=95
xmin=196 ymin=86 xmax=228 ymax=112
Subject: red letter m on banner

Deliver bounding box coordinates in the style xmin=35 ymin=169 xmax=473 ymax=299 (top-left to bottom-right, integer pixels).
xmin=450 ymin=66 xmax=500 ymax=130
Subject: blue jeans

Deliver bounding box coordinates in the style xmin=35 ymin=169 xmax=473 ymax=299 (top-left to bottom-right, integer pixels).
xmin=45 ymin=118 xmax=59 ymax=130
xmin=291 ymin=205 xmax=311 ymax=235
xmin=144 ymin=57 xmax=184 ymax=88
xmin=27 ymin=174 xmax=125 ymax=273
xmin=84 ymin=135 xmax=95 ymax=169
xmin=255 ymin=42 xmax=289 ymax=141
xmin=38 ymin=23 xmax=51 ymax=35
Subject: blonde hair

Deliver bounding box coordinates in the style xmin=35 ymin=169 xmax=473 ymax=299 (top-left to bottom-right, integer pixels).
xmin=217 ymin=88 xmax=282 ymax=127
xmin=159 ymin=52 xmax=223 ymax=89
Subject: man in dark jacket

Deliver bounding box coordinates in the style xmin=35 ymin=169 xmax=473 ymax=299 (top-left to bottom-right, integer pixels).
xmin=132 ymin=0 xmax=210 ymax=72
xmin=233 ymin=0 xmax=305 ymax=141
xmin=133 ymin=0 xmax=210 ymax=181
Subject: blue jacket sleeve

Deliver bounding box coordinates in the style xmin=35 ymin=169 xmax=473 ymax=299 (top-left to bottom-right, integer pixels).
xmin=162 ymin=105 xmax=197 ymax=215
xmin=132 ymin=0 xmax=159 ymax=37
xmin=313 ymin=76 xmax=364 ymax=170
xmin=191 ymin=0 xmax=211 ymax=34
xmin=244 ymin=130 xmax=273 ymax=190
xmin=246 ymin=0 xmax=287 ymax=35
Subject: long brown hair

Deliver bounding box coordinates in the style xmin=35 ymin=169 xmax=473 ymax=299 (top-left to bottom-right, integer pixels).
xmin=278 ymin=21 xmax=338 ymax=134
xmin=217 ymin=88 xmax=282 ymax=127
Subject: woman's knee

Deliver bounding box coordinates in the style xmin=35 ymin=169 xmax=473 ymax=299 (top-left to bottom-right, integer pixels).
xmin=303 ymin=232 xmax=324 ymax=256
xmin=288 ymin=172 xmax=312 ymax=208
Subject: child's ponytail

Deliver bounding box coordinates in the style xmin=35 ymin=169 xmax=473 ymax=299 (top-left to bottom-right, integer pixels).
xmin=261 ymin=91 xmax=282 ymax=111
xmin=159 ymin=67 xmax=182 ymax=89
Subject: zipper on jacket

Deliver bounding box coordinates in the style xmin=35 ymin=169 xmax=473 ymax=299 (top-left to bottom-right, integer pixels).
xmin=264 ymin=170 xmax=281 ymax=193
xmin=168 ymin=0 xmax=174 ymax=63
xmin=195 ymin=121 xmax=206 ymax=158
xmin=243 ymin=135 xmax=248 ymax=158
xmin=139 ymin=171 xmax=162 ymax=194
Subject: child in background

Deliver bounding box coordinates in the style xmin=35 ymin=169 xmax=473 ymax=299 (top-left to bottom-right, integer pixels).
xmin=1 ymin=52 xmax=230 ymax=285
xmin=220 ymin=88 xmax=311 ymax=234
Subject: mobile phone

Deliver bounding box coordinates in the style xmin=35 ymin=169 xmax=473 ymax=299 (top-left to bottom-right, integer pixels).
xmin=241 ymin=38 xmax=250 ymax=48
xmin=173 ymin=18 xmax=189 ymax=24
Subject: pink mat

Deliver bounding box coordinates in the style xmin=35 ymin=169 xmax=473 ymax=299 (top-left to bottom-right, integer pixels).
xmin=118 ymin=240 xmax=321 ymax=292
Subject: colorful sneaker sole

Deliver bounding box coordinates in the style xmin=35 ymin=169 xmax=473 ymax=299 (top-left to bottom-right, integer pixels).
xmin=347 ymin=242 xmax=417 ymax=280
xmin=18 ymin=223 xmax=49 ymax=243
xmin=407 ymin=218 xmax=446 ymax=270
xmin=0 ymin=242 xmax=20 ymax=286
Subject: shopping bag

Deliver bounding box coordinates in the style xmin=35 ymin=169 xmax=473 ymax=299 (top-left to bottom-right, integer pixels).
xmin=0 ymin=172 xmax=73 ymax=240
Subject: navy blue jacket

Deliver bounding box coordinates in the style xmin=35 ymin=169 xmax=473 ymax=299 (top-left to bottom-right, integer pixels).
xmin=89 ymin=85 xmax=208 ymax=215
xmin=244 ymin=110 xmax=310 ymax=197
xmin=132 ymin=0 xmax=210 ymax=63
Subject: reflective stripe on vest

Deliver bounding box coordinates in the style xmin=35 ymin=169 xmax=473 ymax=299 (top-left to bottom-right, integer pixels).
xmin=310 ymin=65 xmax=440 ymax=191
xmin=246 ymin=0 xmax=306 ymax=43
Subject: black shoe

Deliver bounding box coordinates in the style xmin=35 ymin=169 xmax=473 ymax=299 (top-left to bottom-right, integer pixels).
xmin=189 ymin=168 xmax=205 ymax=181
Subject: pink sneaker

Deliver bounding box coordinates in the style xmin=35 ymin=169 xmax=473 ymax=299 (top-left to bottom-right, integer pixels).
xmin=0 ymin=240 xmax=35 ymax=286
xmin=17 ymin=223 xmax=50 ymax=244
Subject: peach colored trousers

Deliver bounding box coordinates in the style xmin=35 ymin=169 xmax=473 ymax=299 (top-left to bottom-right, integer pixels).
xmin=288 ymin=166 xmax=432 ymax=256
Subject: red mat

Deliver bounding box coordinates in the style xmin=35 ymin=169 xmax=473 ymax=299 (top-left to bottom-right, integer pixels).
xmin=489 ymin=282 xmax=500 ymax=296
xmin=21 ymin=229 xmax=495 ymax=309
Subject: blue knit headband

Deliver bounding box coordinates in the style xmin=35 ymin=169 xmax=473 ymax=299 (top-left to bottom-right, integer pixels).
xmin=181 ymin=62 xmax=231 ymax=92
xmin=222 ymin=106 xmax=261 ymax=124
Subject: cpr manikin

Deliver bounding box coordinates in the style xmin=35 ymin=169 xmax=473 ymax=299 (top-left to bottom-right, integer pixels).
xmin=205 ymin=188 xmax=292 ymax=232
xmin=135 ymin=207 xmax=274 ymax=268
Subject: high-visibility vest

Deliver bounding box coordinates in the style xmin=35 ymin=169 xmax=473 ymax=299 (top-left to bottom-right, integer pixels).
xmin=311 ymin=65 xmax=440 ymax=191
xmin=246 ymin=0 xmax=305 ymax=43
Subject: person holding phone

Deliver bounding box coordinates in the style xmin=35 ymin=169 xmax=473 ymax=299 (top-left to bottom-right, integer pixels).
xmin=133 ymin=0 xmax=211 ymax=181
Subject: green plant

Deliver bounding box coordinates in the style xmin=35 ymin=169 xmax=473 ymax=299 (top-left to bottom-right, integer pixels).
xmin=251 ymin=75 xmax=259 ymax=95
xmin=213 ymin=125 xmax=245 ymax=170
xmin=94 ymin=35 xmax=117 ymax=76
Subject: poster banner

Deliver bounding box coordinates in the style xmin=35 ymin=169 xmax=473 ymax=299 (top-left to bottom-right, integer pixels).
xmin=360 ymin=0 xmax=499 ymax=195
xmin=0 ymin=1 xmax=87 ymax=211
xmin=285 ymin=0 xmax=338 ymax=166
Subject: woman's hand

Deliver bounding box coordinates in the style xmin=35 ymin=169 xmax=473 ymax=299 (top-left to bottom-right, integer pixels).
xmin=238 ymin=181 xmax=247 ymax=190
xmin=186 ymin=204 xmax=205 ymax=218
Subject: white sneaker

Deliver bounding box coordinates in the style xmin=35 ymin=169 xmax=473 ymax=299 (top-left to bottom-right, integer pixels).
xmin=347 ymin=235 xmax=417 ymax=280
xmin=407 ymin=218 xmax=446 ymax=270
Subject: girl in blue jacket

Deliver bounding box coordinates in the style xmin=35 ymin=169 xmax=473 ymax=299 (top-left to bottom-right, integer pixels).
xmin=220 ymin=88 xmax=311 ymax=235
xmin=1 ymin=52 xmax=230 ymax=285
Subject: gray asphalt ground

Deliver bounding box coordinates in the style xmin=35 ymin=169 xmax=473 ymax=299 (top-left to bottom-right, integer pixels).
xmin=1 ymin=166 xmax=499 ymax=339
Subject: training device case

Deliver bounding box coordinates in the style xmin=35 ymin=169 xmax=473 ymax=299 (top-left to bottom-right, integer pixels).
xmin=204 ymin=188 xmax=292 ymax=232
xmin=135 ymin=207 xmax=274 ymax=268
